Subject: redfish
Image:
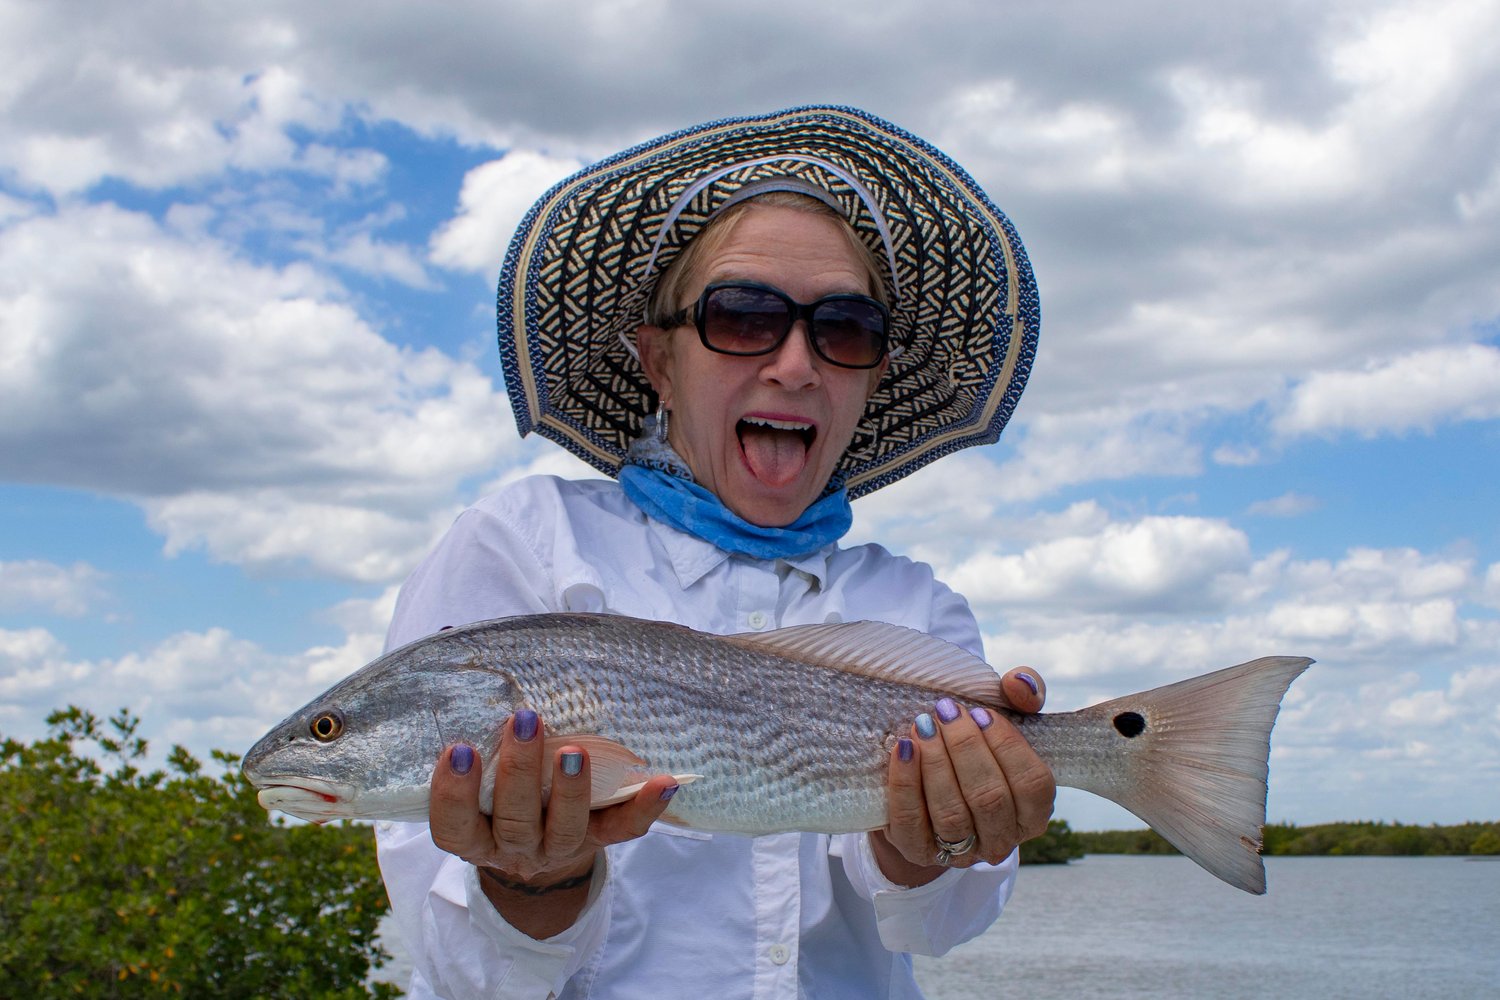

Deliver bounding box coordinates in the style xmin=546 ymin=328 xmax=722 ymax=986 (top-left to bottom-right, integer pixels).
xmin=242 ymin=613 xmax=1310 ymax=893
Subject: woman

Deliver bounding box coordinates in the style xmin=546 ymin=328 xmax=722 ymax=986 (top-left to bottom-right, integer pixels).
xmin=377 ymin=106 xmax=1052 ymax=999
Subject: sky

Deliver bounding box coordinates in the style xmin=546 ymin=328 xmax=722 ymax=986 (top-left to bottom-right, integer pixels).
xmin=1 ymin=0 xmax=1497 ymax=832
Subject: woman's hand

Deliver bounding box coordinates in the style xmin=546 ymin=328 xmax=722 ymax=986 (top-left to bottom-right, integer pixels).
xmin=873 ymin=666 xmax=1056 ymax=887
xmin=427 ymin=710 xmax=680 ymax=938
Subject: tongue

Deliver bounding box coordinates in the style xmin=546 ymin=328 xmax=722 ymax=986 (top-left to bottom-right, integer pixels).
xmin=740 ymin=425 xmax=809 ymax=487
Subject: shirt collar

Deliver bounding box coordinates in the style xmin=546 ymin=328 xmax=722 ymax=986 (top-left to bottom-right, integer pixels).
xmin=645 ymin=515 xmax=834 ymax=591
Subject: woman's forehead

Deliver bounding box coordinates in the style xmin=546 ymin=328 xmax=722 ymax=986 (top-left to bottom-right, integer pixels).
xmin=690 ymin=206 xmax=876 ymax=296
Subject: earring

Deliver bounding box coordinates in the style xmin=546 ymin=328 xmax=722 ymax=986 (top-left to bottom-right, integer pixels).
xmin=656 ymin=403 xmax=670 ymax=443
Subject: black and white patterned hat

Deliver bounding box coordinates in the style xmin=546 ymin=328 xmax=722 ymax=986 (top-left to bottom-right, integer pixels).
xmin=497 ymin=104 xmax=1039 ymax=498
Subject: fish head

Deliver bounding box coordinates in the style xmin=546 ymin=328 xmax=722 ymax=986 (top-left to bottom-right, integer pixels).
xmin=241 ymin=628 xmax=521 ymax=823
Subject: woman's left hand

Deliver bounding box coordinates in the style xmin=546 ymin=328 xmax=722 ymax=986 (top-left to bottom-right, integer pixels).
xmin=872 ymin=666 xmax=1056 ymax=886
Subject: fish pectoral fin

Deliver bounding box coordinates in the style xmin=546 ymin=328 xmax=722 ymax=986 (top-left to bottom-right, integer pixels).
xmin=541 ymin=734 xmax=675 ymax=809
xmin=592 ymin=773 xmax=703 ymax=809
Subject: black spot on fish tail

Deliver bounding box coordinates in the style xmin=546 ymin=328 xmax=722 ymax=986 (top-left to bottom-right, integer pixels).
xmin=1113 ymin=711 xmax=1147 ymax=738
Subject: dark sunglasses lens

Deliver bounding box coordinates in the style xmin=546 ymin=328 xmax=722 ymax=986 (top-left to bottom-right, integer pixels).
xmin=702 ymin=286 xmax=791 ymax=354
xmin=812 ymin=299 xmax=886 ymax=368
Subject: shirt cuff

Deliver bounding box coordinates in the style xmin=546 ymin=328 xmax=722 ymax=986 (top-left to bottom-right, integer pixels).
xmin=460 ymin=852 xmax=612 ymax=999
xmin=842 ymin=832 xmax=1015 ymax=957
xmin=849 ymin=828 xmax=967 ymax=897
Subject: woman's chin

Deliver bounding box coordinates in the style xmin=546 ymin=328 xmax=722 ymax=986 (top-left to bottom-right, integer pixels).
xmin=722 ymin=478 xmax=818 ymax=529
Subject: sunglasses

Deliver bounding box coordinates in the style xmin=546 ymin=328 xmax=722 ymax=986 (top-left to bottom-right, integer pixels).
xmin=661 ymin=281 xmax=891 ymax=370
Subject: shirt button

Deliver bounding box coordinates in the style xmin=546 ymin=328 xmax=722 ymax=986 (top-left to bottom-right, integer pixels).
xmin=768 ymin=943 xmax=790 ymax=965
xmin=747 ymin=611 xmax=768 ymax=629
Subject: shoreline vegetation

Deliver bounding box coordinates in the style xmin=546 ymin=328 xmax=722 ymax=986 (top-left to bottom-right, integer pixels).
xmin=1021 ymin=819 xmax=1500 ymax=865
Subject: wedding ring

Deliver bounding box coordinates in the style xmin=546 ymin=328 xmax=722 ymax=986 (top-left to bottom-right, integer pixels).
xmin=934 ymin=833 xmax=977 ymax=866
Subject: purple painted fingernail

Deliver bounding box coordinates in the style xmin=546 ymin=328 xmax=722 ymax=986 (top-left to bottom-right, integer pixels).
xmin=513 ymin=709 xmax=538 ymax=742
xmin=660 ymin=783 xmax=680 ymax=802
xmin=450 ymin=744 xmax=474 ymax=776
xmin=1015 ymin=671 xmax=1039 ymax=697
xmin=915 ymin=713 xmax=937 ymax=740
xmin=935 ymin=698 xmax=960 ymax=724
xmin=897 ymin=738 xmax=914 ymax=763
xmin=970 ymin=706 xmax=993 ymax=730
xmin=560 ymin=751 xmax=584 ymax=777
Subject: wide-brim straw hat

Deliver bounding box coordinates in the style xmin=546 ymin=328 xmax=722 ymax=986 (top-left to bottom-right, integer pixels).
xmin=496 ymin=104 xmax=1039 ymax=499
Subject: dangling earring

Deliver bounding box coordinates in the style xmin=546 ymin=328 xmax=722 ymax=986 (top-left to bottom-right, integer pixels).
xmin=656 ymin=402 xmax=670 ymax=443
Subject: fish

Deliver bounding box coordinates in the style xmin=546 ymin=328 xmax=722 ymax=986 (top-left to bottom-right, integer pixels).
xmin=242 ymin=612 xmax=1311 ymax=894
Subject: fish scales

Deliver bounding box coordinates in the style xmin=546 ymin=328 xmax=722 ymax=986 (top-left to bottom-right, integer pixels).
xmin=475 ymin=616 xmax=936 ymax=833
xmin=243 ymin=612 xmax=1311 ymax=893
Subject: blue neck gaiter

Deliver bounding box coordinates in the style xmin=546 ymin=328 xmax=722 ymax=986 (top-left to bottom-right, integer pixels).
xmin=618 ymin=417 xmax=852 ymax=560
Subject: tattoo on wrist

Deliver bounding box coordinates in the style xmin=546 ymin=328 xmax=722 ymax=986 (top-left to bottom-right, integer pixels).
xmin=478 ymin=865 xmax=595 ymax=896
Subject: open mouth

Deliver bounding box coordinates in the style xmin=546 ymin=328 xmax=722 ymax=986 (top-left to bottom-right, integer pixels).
xmin=737 ymin=416 xmax=816 ymax=487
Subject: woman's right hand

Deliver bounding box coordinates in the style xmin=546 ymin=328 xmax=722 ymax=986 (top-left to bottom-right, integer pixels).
xmin=427 ymin=710 xmax=680 ymax=937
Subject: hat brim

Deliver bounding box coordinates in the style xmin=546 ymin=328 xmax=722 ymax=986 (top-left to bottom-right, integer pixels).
xmin=497 ymin=104 xmax=1039 ymax=499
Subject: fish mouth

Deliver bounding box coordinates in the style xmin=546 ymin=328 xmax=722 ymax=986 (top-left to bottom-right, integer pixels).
xmin=251 ymin=775 xmax=357 ymax=824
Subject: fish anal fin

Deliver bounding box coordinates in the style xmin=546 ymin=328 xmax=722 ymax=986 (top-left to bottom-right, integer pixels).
xmin=595 ymin=774 xmax=704 ymax=810
xmin=722 ymin=621 xmax=1002 ymax=704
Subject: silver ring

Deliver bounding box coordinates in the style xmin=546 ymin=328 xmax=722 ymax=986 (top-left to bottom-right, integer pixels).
xmin=934 ymin=833 xmax=976 ymax=866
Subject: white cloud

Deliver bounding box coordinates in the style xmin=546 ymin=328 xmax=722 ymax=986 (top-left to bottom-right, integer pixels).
xmin=950 ymin=514 xmax=1253 ymax=613
xmin=428 ymin=150 xmax=584 ymax=275
xmin=1247 ymin=492 xmax=1320 ymax=517
xmin=949 ymin=514 xmax=1486 ymax=693
xmin=0 ymin=202 xmax=516 ymax=582
xmin=0 ymin=619 xmax=390 ymax=766
xmin=144 ymin=491 xmax=457 ymax=583
xmin=323 ymin=231 xmax=437 ymax=288
xmin=1274 ymin=343 xmax=1500 ymax=437
xmin=0 ymin=39 xmax=376 ymax=195
xmin=989 ymin=410 xmax=1203 ymax=501
xmin=0 ymin=560 xmax=107 ymax=616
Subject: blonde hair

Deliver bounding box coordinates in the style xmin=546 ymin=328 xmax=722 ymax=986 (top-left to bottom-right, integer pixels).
xmin=645 ymin=192 xmax=888 ymax=326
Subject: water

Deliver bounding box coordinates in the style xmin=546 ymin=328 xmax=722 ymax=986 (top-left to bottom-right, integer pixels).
xmin=913 ymin=856 xmax=1500 ymax=999
xmin=374 ymin=856 xmax=1500 ymax=997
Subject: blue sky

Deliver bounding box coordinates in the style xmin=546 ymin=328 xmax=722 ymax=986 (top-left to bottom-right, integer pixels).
xmin=2 ymin=0 xmax=1497 ymax=831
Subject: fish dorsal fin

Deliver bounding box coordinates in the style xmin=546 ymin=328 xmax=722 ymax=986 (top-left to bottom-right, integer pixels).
xmin=722 ymin=620 xmax=1002 ymax=704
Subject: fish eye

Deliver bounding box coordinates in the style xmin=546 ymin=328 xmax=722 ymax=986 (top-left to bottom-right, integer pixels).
xmin=310 ymin=710 xmax=344 ymax=742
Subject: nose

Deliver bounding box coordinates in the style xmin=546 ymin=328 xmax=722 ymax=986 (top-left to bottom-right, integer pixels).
xmin=759 ymin=320 xmax=821 ymax=389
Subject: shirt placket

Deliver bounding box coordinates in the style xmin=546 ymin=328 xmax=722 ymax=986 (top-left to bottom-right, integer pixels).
xmin=751 ymin=833 xmax=802 ymax=999
xmin=735 ymin=561 xmax=801 ymax=998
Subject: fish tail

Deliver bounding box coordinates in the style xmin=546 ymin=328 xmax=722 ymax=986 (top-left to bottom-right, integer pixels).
xmin=1055 ymin=655 xmax=1311 ymax=894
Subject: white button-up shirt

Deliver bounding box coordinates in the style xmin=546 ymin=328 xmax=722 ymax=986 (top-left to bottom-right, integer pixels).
xmin=376 ymin=476 xmax=1017 ymax=999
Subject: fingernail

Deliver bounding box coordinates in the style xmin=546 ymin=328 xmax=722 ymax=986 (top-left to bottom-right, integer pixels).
xmin=450 ymin=744 xmax=474 ymax=776
xmin=1015 ymin=671 xmax=1039 ymax=697
xmin=560 ymin=751 xmax=583 ymax=777
xmin=970 ymin=706 xmax=993 ymax=730
xmin=513 ymin=709 xmax=538 ymax=742
xmin=915 ymin=713 xmax=937 ymax=740
xmin=897 ymin=738 xmax=914 ymax=763
xmin=660 ymin=784 xmax=680 ymax=802
xmin=935 ymin=697 xmax=960 ymax=724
